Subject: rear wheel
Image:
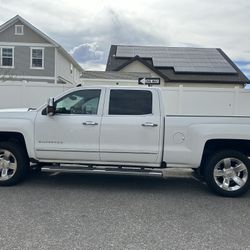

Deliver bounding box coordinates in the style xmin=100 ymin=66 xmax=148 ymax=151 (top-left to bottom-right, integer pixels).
xmin=0 ymin=142 xmax=28 ymax=186
xmin=205 ymin=150 xmax=250 ymax=197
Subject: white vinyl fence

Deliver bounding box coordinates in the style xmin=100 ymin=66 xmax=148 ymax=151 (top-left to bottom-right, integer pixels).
xmin=162 ymin=86 xmax=250 ymax=116
xmin=0 ymin=82 xmax=74 ymax=109
xmin=1 ymin=82 xmax=250 ymax=116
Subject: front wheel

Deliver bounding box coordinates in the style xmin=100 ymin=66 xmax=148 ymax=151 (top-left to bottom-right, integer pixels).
xmin=0 ymin=142 xmax=29 ymax=186
xmin=204 ymin=150 xmax=250 ymax=197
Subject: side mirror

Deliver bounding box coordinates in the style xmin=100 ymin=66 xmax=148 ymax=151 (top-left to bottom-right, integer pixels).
xmin=46 ymin=97 xmax=55 ymax=116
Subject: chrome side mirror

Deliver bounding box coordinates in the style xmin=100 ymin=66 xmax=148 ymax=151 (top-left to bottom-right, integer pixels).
xmin=46 ymin=97 xmax=55 ymax=116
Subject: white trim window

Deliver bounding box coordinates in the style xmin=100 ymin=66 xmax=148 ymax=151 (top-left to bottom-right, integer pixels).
xmin=1 ymin=47 xmax=14 ymax=68
xmin=15 ymin=25 xmax=24 ymax=35
xmin=70 ymin=63 xmax=73 ymax=74
xmin=30 ymin=47 xmax=44 ymax=69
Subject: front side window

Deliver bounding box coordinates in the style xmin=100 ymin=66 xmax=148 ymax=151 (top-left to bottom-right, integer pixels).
xmin=55 ymin=89 xmax=101 ymax=115
xmin=31 ymin=48 xmax=44 ymax=68
xmin=1 ymin=48 xmax=14 ymax=67
xmin=109 ymin=90 xmax=152 ymax=115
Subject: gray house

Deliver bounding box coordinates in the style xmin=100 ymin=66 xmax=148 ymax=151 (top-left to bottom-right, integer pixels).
xmin=106 ymin=45 xmax=250 ymax=88
xmin=0 ymin=15 xmax=83 ymax=84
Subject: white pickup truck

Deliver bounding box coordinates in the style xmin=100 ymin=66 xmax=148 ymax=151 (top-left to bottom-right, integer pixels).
xmin=0 ymin=86 xmax=250 ymax=197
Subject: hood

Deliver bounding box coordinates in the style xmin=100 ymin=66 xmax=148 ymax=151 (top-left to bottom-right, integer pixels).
xmin=0 ymin=108 xmax=30 ymax=113
xmin=0 ymin=108 xmax=37 ymax=121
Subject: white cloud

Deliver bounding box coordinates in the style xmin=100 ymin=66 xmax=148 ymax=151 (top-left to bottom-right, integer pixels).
xmin=240 ymin=64 xmax=250 ymax=70
xmin=80 ymin=62 xmax=106 ymax=71
xmin=70 ymin=43 xmax=103 ymax=64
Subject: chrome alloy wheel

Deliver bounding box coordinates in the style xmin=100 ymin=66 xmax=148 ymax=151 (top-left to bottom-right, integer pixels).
xmin=213 ymin=158 xmax=248 ymax=191
xmin=0 ymin=149 xmax=17 ymax=181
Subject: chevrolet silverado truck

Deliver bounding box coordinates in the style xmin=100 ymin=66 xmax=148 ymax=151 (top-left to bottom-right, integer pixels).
xmin=0 ymin=86 xmax=250 ymax=197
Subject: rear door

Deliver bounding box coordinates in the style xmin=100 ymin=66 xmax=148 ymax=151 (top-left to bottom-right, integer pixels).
xmin=100 ymin=88 xmax=162 ymax=165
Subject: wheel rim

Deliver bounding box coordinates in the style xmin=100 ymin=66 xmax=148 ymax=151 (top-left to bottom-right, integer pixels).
xmin=213 ymin=157 xmax=248 ymax=191
xmin=0 ymin=149 xmax=17 ymax=181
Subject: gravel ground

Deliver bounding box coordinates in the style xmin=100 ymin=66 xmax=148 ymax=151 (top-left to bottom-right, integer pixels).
xmin=0 ymin=170 xmax=249 ymax=250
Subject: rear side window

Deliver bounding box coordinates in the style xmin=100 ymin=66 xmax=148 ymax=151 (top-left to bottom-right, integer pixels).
xmin=109 ymin=90 xmax=152 ymax=115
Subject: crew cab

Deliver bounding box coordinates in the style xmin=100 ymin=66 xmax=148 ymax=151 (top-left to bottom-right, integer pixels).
xmin=0 ymin=86 xmax=250 ymax=197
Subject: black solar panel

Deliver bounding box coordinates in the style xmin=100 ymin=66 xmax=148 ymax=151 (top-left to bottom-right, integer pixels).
xmin=116 ymin=46 xmax=236 ymax=74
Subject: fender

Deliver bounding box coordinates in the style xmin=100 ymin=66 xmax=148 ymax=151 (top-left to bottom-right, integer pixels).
xmin=164 ymin=116 xmax=250 ymax=168
xmin=0 ymin=111 xmax=37 ymax=159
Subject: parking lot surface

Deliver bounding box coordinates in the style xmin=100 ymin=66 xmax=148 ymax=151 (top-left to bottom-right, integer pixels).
xmin=0 ymin=170 xmax=249 ymax=250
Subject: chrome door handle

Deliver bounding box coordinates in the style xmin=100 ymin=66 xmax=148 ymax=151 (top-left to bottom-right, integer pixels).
xmin=142 ymin=122 xmax=158 ymax=127
xmin=82 ymin=121 xmax=98 ymax=126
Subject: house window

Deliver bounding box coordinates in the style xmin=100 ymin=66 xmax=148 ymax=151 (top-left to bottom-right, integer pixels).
xmin=15 ymin=25 xmax=24 ymax=35
xmin=30 ymin=48 xmax=44 ymax=69
xmin=1 ymin=47 xmax=14 ymax=68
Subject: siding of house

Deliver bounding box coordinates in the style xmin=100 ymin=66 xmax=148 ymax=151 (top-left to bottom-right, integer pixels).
xmin=0 ymin=46 xmax=55 ymax=77
xmin=0 ymin=16 xmax=83 ymax=85
xmin=56 ymin=50 xmax=81 ymax=84
xmin=0 ymin=20 xmax=49 ymax=44
xmin=119 ymin=60 xmax=243 ymax=88
xmin=119 ymin=61 xmax=165 ymax=87
xmin=0 ymin=20 xmax=56 ymax=83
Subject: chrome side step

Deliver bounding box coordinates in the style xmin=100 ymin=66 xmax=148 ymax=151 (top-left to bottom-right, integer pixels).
xmin=41 ymin=165 xmax=163 ymax=178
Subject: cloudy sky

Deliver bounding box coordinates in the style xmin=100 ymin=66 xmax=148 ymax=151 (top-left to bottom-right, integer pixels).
xmin=0 ymin=0 xmax=250 ymax=78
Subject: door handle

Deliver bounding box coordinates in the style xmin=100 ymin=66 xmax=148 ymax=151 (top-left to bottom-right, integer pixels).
xmin=82 ymin=121 xmax=98 ymax=126
xmin=142 ymin=122 xmax=158 ymax=127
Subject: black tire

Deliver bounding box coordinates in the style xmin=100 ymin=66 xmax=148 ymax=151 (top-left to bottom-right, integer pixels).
xmin=204 ymin=150 xmax=250 ymax=197
xmin=0 ymin=141 xmax=29 ymax=186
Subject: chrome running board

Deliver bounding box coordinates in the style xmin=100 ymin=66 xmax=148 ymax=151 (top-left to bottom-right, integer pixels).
xmin=41 ymin=165 xmax=163 ymax=178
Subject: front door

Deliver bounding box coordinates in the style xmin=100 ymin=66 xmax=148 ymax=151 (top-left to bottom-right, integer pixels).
xmin=100 ymin=89 xmax=161 ymax=165
xmin=34 ymin=88 xmax=104 ymax=162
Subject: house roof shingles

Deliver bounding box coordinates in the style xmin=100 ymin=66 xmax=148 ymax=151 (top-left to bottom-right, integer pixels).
xmin=82 ymin=71 xmax=151 ymax=80
xmin=106 ymin=45 xmax=249 ymax=84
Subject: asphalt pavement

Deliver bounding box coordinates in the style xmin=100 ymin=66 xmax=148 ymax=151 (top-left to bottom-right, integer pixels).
xmin=0 ymin=169 xmax=249 ymax=250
